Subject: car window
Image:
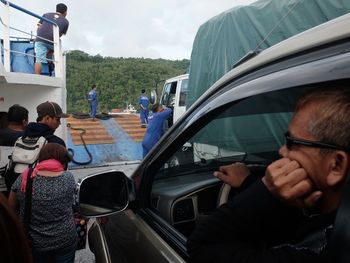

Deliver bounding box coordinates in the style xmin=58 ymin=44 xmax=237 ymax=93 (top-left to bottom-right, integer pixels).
xmin=149 ymin=86 xmax=308 ymax=237
xmin=179 ymin=78 xmax=188 ymax=107
xmin=161 ymin=82 xmax=177 ymax=107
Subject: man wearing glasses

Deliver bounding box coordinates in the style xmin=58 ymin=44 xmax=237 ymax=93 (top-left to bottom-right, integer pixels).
xmin=188 ymin=86 xmax=350 ymax=262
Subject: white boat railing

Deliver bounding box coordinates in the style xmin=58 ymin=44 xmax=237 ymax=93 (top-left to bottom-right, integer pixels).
xmin=0 ymin=0 xmax=62 ymax=78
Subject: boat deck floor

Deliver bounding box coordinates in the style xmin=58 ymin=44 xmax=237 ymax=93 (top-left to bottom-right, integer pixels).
xmin=66 ymin=114 xmax=145 ymax=168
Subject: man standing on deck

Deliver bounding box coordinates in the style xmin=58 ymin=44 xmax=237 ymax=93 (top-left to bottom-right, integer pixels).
xmin=34 ymin=3 xmax=69 ymax=75
xmin=88 ymin=84 xmax=98 ymax=121
xmin=138 ymin=89 xmax=149 ymax=128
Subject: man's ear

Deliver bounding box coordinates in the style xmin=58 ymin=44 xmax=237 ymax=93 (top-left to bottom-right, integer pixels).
xmin=327 ymin=151 xmax=349 ymax=186
xmin=41 ymin=115 xmax=50 ymax=124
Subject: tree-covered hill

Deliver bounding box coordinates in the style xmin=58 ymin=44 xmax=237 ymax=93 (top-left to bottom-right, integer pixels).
xmin=66 ymin=50 xmax=190 ymax=113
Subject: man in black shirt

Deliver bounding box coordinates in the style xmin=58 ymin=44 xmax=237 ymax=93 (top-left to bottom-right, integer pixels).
xmin=188 ymin=86 xmax=350 ymax=262
xmin=0 ymin=104 xmax=28 ymax=146
xmin=23 ymin=101 xmax=68 ymax=147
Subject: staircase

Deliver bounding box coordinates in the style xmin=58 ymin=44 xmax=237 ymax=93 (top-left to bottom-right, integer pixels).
xmin=114 ymin=114 xmax=146 ymax=142
xmin=66 ymin=117 xmax=115 ymax=145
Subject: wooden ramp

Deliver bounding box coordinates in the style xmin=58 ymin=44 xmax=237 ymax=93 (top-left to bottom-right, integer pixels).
xmin=114 ymin=114 xmax=146 ymax=142
xmin=66 ymin=117 xmax=115 ymax=145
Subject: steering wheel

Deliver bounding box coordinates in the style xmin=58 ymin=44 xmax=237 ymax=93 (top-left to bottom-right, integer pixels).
xmin=216 ymin=164 xmax=266 ymax=207
xmin=217 ymin=183 xmax=232 ymax=207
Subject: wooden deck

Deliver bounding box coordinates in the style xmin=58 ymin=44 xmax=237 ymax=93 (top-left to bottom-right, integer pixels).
xmin=114 ymin=114 xmax=146 ymax=142
xmin=66 ymin=117 xmax=115 ymax=145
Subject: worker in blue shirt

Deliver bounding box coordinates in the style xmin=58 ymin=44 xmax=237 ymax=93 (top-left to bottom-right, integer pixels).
xmin=138 ymin=89 xmax=149 ymax=128
xmin=87 ymin=84 xmax=97 ymax=121
xmin=142 ymin=104 xmax=172 ymax=157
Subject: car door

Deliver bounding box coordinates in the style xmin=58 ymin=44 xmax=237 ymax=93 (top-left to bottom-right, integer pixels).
xmin=173 ymin=75 xmax=188 ymax=123
xmin=90 ymin=36 xmax=350 ymax=263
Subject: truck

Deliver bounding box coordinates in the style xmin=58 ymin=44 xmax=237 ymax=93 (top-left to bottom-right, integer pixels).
xmin=157 ymin=0 xmax=350 ymax=127
xmin=154 ymin=0 xmax=350 ymax=168
xmin=156 ymin=73 xmax=189 ymax=127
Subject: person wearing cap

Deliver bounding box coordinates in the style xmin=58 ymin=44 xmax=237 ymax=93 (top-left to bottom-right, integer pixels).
xmin=22 ymin=101 xmax=68 ymax=147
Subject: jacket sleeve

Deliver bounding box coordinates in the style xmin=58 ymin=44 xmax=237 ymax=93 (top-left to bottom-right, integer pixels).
xmin=159 ymin=108 xmax=172 ymax=120
xmin=187 ymin=180 xmax=320 ymax=263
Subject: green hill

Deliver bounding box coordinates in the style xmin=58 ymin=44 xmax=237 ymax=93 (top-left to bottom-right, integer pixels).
xmin=66 ymin=50 xmax=190 ymax=113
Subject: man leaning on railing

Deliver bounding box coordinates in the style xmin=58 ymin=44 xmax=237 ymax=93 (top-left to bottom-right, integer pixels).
xmin=34 ymin=3 xmax=69 ymax=75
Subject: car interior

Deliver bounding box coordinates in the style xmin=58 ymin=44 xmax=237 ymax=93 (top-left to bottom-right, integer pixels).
xmin=148 ymin=81 xmax=350 ymax=239
xmin=149 ymin=86 xmax=301 ymax=237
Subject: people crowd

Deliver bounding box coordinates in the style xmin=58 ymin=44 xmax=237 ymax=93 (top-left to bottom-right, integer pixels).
xmin=0 ymin=100 xmax=76 ymax=263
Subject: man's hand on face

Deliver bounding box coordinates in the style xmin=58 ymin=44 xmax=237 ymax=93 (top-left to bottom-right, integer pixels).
xmin=214 ymin=162 xmax=250 ymax=188
xmin=262 ymin=158 xmax=322 ymax=208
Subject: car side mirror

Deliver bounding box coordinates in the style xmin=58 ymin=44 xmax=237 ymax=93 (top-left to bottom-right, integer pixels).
xmin=150 ymin=90 xmax=157 ymax=104
xmin=77 ymin=171 xmax=130 ymax=217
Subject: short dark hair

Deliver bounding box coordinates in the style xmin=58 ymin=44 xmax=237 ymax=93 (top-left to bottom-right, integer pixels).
xmin=56 ymin=3 xmax=67 ymax=14
xmin=152 ymin=103 xmax=160 ymax=113
xmin=92 ymin=84 xmax=96 ymax=89
xmin=7 ymin=104 xmax=28 ymax=124
xmin=141 ymin=89 xmax=145 ymax=93
xmin=0 ymin=112 xmax=8 ymax=128
xmin=296 ymin=85 xmax=350 ymax=149
xmin=38 ymin=143 xmax=72 ymax=165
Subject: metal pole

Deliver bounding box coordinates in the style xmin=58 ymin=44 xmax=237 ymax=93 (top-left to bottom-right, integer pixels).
xmin=3 ymin=1 xmax=11 ymax=72
xmin=53 ymin=25 xmax=61 ymax=78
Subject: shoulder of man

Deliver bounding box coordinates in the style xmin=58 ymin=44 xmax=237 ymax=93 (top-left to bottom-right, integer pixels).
xmin=43 ymin=12 xmax=56 ymax=19
xmin=44 ymin=134 xmax=66 ymax=147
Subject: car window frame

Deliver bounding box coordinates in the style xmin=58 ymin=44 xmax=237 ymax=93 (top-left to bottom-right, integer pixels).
xmin=132 ymin=39 xmax=350 ymax=259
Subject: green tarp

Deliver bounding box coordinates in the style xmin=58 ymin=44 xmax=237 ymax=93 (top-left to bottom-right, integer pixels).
xmin=187 ymin=0 xmax=350 ymax=107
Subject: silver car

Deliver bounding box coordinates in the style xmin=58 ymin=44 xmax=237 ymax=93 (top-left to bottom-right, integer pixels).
xmin=76 ymin=13 xmax=350 ymax=263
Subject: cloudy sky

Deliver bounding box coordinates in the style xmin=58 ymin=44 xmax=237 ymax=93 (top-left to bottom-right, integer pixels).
xmin=7 ymin=0 xmax=256 ymax=60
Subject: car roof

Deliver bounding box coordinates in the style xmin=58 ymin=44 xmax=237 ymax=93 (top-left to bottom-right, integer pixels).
xmin=209 ymin=12 xmax=350 ymax=93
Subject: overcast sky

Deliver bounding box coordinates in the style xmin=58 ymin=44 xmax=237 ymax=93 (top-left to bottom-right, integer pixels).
xmin=7 ymin=0 xmax=256 ymax=60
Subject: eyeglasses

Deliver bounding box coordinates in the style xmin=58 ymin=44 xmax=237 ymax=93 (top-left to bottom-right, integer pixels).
xmin=284 ymin=132 xmax=350 ymax=153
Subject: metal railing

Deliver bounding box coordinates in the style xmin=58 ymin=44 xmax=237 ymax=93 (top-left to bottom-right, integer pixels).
xmin=0 ymin=0 xmax=62 ymax=78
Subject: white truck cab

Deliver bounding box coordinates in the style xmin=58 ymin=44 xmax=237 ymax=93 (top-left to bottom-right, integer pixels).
xmin=158 ymin=73 xmax=189 ymax=126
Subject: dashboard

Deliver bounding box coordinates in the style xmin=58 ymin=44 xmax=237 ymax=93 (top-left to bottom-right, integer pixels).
xmin=151 ymin=172 xmax=222 ymax=237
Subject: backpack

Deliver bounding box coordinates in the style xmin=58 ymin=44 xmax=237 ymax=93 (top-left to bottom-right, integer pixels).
xmin=4 ymin=136 xmax=47 ymax=191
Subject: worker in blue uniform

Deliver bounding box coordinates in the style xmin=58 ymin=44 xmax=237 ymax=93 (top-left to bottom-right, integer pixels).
xmin=88 ymin=84 xmax=97 ymax=121
xmin=138 ymin=89 xmax=149 ymax=128
xmin=142 ymin=104 xmax=172 ymax=157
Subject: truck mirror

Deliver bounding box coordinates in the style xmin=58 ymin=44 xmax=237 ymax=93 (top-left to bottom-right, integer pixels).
xmin=77 ymin=171 xmax=129 ymax=217
xmin=150 ymin=90 xmax=157 ymax=104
